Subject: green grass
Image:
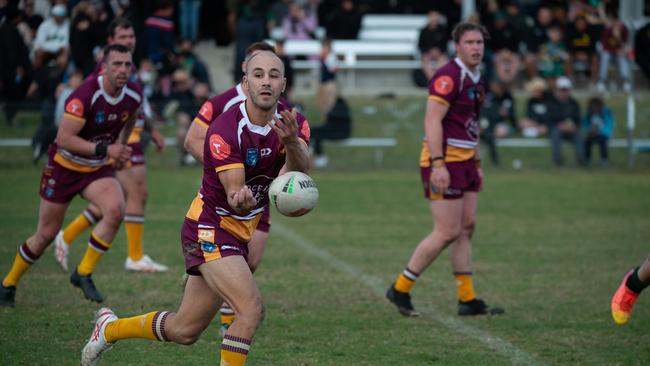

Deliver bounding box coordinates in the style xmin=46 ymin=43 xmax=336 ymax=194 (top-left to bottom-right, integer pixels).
xmin=1 ymin=95 xmax=650 ymax=365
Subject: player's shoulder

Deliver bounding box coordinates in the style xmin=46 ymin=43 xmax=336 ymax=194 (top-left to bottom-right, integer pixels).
xmin=209 ymin=101 xmax=243 ymax=132
xmin=123 ymin=81 xmax=143 ymax=103
xmin=71 ymin=76 xmax=101 ymax=100
xmin=433 ymin=60 xmax=461 ymax=81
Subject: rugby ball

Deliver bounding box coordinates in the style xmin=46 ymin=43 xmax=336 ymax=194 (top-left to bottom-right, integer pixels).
xmin=268 ymin=171 xmax=318 ymax=217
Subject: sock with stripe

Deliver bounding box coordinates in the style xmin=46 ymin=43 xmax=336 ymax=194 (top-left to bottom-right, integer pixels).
xmin=105 ymin=311 xmax=171 ymax=343
xmin=77 ymin=232 xmax=111 ymax=276
xmin=62 ymin=209 xmax=98 ymax=245
xmin=2 ymin=243 xmax=40 ymax=288
xmin=220 ymin=303 xmax=236 ymax=329
xmin=124 ymin=215 xmax=145 ymax=261
xmin=626 ymin=267 xmax=650 ymax=294
xmin=221 ymin=335 xmax=251 ymax=366
xmin=394 ymin=268 xmax=419 ymax=293
xmin=454 ymin=272 xmax=476 ymax=302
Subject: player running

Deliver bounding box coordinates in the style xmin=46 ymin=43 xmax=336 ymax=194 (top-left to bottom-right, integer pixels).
xmin=611 ymin=255 xmax=650 ymax=324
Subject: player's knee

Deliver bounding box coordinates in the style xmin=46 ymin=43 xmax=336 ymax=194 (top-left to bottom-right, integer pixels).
xmin=436 ymin=226 xmax=462 ymax=244
xmin=102 ymin=202 xmax=125 ymax=226
xmin=174 ymin=328 xmax=201 ymax=345
xmin=462 ymin=218 xmax=476 ymax=235
xmin=239 ymin=297 xmax=265 ymax=329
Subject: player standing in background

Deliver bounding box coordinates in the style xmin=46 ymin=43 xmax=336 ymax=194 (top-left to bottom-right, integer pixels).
xmin=612 ymin=255 xmax=650 ymax=324
xmin=54 ymin=18 xmax=168 ymax=273
xmin=81 ymin=50 xmax=310 ymax=366
xmin=0 ymin=45 xmax=142 ymax=307
xmin=184 ymin=41 xmax=282 ymax=334
xmin=386 ymin=22 xmax=504 ymax=317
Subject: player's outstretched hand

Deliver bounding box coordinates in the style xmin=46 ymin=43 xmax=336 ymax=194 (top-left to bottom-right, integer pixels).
xmin=150 ymin=128 xmax=166 ymax=152
xmin=271 ymin=108 xmax=299 ymax=145
xmin=228 ymin=186 xmax=257 ymax=214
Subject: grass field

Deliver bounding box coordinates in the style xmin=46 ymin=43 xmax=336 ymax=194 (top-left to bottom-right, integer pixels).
xmin=1 ymin=95 xmax=650 ymax=365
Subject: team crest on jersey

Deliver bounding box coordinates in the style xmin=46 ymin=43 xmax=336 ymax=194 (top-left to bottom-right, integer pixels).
xmin=209 ymin=134 xmax=231 ymax=161
xmin=121 ymin=111 xmax=130 ymax=122
xmin=246 ymin=148 xmax=259 ymax=167
xmin=434 ymin=76 xmax=454 ymax=95
xmin=201 ymin=241 xmax=216 ymax=253
xmin=65 ymin=98 xmax=84 ymax=117
xmin=95 ymin=111 xmax=106 ymax=124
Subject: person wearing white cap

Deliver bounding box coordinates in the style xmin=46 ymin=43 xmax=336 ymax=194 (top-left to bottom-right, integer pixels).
xmin=548 ymin=76 xmax=584 ymax=166
xmin=32 ymin=4 xmax=69 ymax=70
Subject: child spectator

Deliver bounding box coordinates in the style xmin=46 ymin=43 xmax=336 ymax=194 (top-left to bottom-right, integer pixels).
xmin=538 ymin=24 xmax=568 ymax=80
xmin=583 ymin=96 xmax=614 ymax=167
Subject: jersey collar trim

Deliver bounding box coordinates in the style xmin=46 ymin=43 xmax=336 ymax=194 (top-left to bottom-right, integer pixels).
xmin=238 ymin=102 xmax=273 ymax=136
xmin=454 ymin=57 xmax=481 ymax=84
xmin=97 ymin=75 xmax=126 ymax=105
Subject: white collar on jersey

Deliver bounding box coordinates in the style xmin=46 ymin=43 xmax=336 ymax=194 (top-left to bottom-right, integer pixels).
xmin=235 ymin=83 xmax=245 ymax=97
xmin=454 ymin=57 xmax=481 ymax=84
xmin=96 ymin=75 xmax=126 ymax=105
xmin=238 ymin=101 xmax=283 ymax=136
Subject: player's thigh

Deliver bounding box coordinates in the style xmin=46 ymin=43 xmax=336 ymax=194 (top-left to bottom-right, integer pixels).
xmin=172 ymin=275 xmax=222 ymax=335
xmin=81 ymin=177 xmax=125 ymax=215
xmin=199 ymin=256 xmax=262 ymax=314
xmin=431 ymin=198 xmax=464 ymax=236
xmin=117 ymin=165 xmax=147 ymax=197
xmin=247 ymin=229 xmax=269 ymax=272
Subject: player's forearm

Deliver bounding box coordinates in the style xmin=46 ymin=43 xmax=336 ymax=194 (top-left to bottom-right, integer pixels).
xmin=283 ymin=140 xmax=310 ymax=172
xmin=424 ymin=117 xmax=444 ymax=159
xmin=56 ymin=134 xmax=103 ymax=156
xmin=184 ymin=123 xmax=206 ymax=163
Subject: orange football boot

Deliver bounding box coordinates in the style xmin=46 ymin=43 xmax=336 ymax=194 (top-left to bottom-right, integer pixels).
xmin=611 ymin=270 xmax=640 ymax=325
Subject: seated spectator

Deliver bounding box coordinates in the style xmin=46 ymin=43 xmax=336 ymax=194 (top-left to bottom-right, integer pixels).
xmin=565 ymin=15 xmax=598 ymax=84
xmin=318 ymin=37 xmax=338 ymax=123
xmin=518 ymin=77 xmax=551 ymax=138
xmin=282 ymin=2 xmax=317 ymax=41
xmin=597 ymin=15 xmax=632 ymax=94
xmin=538 ymin=24 xmax=568 ymax=80
xmin=490 ymin=11 xmax=522 ymax=84
xmin=417 ymin=10 xmax=449 ymax=82
xmin=523 ymin=6 xmax=552 ymax=78
xmin=547 ymin=76 xmax=584 ymax=166
xmin=177 ymin=39 xmax=212 ymax=90
xmin=312 ymin=97 xmax=352 ymax=169
xmin=634 ymin=22 xmax=650 ymax=81
xmin=583 ymin=96 xmax=614 ymax=167
xmin=32 ymin=4 xmax=69 ymax=70
xmin=324 ymin=0 xmax=361 ymax=40
xmin=480 ymin=80 xmax=516 ymax=165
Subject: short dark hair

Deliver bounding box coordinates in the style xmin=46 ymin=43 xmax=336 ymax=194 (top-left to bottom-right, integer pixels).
xmin=452 ymin=22 xmax=489 ymax=44
xmin=103 ymin=43 xmax=131 ymax=59
xmin=107 ymin=17 xmax=133 ymax=38
xmin=245 ymin=42 xmax=276 ymax=57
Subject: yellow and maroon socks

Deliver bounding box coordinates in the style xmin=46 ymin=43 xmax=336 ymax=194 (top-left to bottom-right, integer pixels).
xmin=2 ymin=243 xmax=40 ymax=288
xmin=77 ymin=232 xmax=111 ymax=276
xmin=105 ymin=311 xmax=171 ymax=342
xmin=221 ymin=335 xmax=251 ymax=366
xmin=124 ymin=215 xmax=144 ymax=261
xmin=63 ymin=209 xmax=98 ymax=244
xmin=454 ymin=271 xmax=476 ymax=302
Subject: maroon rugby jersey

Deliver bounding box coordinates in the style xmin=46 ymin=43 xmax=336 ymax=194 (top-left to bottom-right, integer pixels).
xmin=193 ymin=83 xmax=292 ymax=128
xmin=426 ymin=57 xmax=485 ymax=162
xmin=185 ymin=101 xmax=310 ymax=242
xmin=55 ymin=75 xmax=142 ymax=172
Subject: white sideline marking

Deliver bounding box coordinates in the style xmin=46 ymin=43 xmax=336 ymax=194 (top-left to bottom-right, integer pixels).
xmin=273 ymin=223 xmax=545 ymax=366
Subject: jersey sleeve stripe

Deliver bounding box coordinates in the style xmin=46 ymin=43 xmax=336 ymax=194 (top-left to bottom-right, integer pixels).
xmin=428 ymin=95 xmax=450 ymax=106
xmin=63 ymin=113 xmax=86 ymax=122
xmin=192 ymin=117 xmax=209 ymax=128
xmin=215 ymin=163 xmax=245 ymax=173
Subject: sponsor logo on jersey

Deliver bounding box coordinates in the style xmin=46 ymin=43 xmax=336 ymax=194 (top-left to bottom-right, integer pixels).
xmin=260 ymin=148 xmax=272 ymax=157
xmin=198 ymin=229 xmax=214 ymax=243
xmin=246 ymin=148 xmax=259 ymax=166
xmin=300 ymin=120 xmax=311 ymax=141
xmin=95 ymin=111 xmax=106 ymax=124
xmin=199 ymin=101 xmax=213 ymax=121
xmin=108 ymin=113 xmax=118 ymax=121
xmin=434 ymin=75 xmax=454 ymax=95
xmin=65 ymin=98 xmax=84 ymax=117
xmin=209 ymin=134 xmax=231 ymax=161
xmin=48 ymin=179 xmax=56 ymax=186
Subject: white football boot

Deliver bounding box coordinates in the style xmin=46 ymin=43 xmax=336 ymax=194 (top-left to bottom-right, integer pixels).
xmin=125 ymin=255 xmax=169 ymax=272
xmin=53 ymin=230 xmax=69 ymax=272
xmin=81 ymin=307 xmax=117 ymax=366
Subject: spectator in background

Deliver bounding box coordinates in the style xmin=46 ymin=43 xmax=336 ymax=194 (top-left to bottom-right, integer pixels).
xmin=177 ymin=39 xmax=211 ymax=90
xmin=583 ymin=96 xmax=614 ymax=167
xmin=523 ymin=6 xmax=552 ymax=78
xmin=490 ymin=11 xmax=521 ymax=84
xmin=69 ymin=1 xmax=102 ymax=76
xmin=597 ymin=15 xmax=631 ymax=94
xmin=282 ymin=2 xmax=317 ymax=41
xmin=417 ymin=10 xmax=449 ymax=82
xmin=324 ymin=0 xmax=361 ymax=40
xmin=268 ymin=0 xmax=291 ymax=30
xmin=0 ymin=2 xmax=32 ymax=126
xmin=312 ymin=97 xmax=352 ymax=169
xmin=20 ymin=0 xmax=43 ymax=42
xmin=232 ymin=1 xmax=267 ymax=83
xmin=479 ymin=80 xmax=516 ymax=165
xmin=518 ymin=77 xmax=551 ymax=138
xmin=32 ymin=4 xmax=69 ymax=70
xmin=179 ymin=0 xmax=201 ymax=42
xmin=144 ymin=0 xmax=174 ymax=66
xmin=634 ymin=22 xmax=650 ymax=82
xmin=274 ymin=38 xmax=294 ymax=102
xmin=173 ymin=75 xmax=210 ymax=166
xmin=317 ymin=37 xmax=338 ymax=123
xmin=548 ymin=76 xmax=583 ymax=166
xmin=565 ymin=15 xmax=598 ymax=85
xmin=538 ymin=24 xmax=568 ymax=80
